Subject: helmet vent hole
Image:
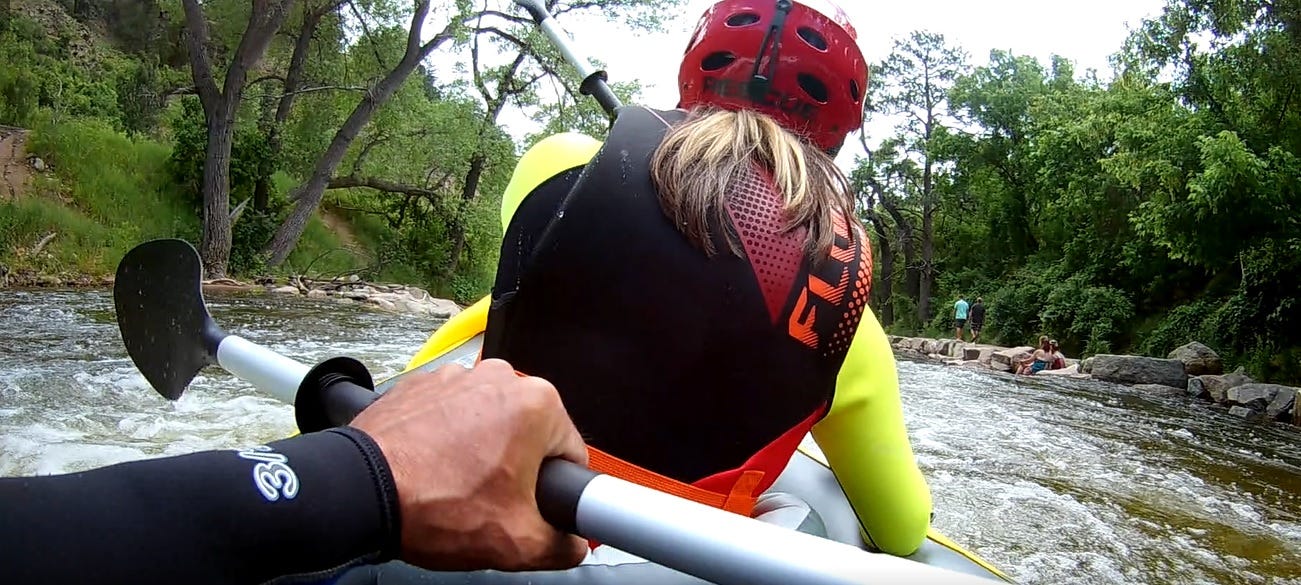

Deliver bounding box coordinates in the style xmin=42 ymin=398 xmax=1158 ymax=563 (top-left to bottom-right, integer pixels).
xmin=726 ymin=13 xmax=761 ymax=27
xmin=702 ymin=52 xmax=736 ymax=71
xmin=798 ymin=73 xmax=829 ymax=103
xmin=849 ymin=79 xmax=861 ymax=102
xmin=797 ymin=27 xmax=828 ymax=51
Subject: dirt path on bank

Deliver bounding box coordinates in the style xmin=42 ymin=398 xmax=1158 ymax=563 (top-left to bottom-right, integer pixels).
xmin=0 ymin=125 xmax=31 ymax=200
xmin=319 ymin=205 xmax=362 ymax=251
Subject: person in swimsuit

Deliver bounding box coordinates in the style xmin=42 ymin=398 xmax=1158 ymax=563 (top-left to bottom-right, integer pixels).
xmin=1017 ymin=336 xmax=1052 ymax=375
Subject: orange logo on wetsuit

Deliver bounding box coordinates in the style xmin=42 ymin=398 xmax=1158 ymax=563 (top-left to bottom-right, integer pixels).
xmin=787 ymin=212 xmax=872 ymax=356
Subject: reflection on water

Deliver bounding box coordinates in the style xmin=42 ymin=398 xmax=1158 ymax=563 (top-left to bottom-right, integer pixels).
xmin=0 ymin=290 xmax=1298 ymax=584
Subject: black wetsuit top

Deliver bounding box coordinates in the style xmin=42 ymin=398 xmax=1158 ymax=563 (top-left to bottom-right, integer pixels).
xmin=0 ymin=426 xmax=400 ymax=585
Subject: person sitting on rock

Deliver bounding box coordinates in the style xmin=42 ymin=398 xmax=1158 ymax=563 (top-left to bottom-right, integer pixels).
xmin=1016 ymin=336 xmax=1052 ymax=375
xmin=1048 ymin=340 xmax=1066 ymax=370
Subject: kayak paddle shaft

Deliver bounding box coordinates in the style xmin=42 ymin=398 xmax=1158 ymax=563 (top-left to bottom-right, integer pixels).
xmin=513 ymin=0 xmax=621 ymax=119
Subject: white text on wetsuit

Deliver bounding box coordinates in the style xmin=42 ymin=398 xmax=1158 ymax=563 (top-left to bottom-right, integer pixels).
xmin=238 ymin=446 xmax=300 ymax=502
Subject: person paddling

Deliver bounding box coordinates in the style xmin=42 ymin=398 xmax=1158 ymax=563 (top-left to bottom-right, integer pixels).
xmin=479 ymin=0 xmax=931 ymax=557
xmin=0 ymin=360 xmax=589 ymax=584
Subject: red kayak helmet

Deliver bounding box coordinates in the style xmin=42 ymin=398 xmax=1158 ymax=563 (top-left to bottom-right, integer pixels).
xmin=677 ymin=0 xmax=868 ymax=153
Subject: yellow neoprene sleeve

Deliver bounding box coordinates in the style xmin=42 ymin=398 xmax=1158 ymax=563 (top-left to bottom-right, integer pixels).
xmin=810 ymin=309 xmax=933 ymax=556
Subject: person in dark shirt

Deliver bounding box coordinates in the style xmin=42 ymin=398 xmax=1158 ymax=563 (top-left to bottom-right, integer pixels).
xmin=968 ymin=298 xmax=987 ymax=343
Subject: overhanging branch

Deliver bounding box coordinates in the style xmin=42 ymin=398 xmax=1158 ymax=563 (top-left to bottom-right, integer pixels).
xmin=328 ymin=175 xmax=443 ymax=199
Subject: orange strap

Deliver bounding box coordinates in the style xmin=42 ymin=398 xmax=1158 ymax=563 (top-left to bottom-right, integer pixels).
xmin=587 ymin=446 xmax=764 ymax=517
xmin=506 ymin=368 xmax=763 ymax=516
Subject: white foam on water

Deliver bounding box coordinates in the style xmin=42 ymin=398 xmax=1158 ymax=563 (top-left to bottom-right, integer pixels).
xmin=894 ymin=359 xmax=1301 ymax=584
xmin=4 ymin=291 xmax=1301 ymax=584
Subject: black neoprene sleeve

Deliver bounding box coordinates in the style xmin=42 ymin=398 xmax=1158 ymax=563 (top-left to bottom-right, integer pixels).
xmin=0 ymin=426 xmax=401 ymax=585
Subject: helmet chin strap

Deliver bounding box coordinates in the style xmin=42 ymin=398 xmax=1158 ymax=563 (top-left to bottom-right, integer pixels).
xmin=746 ymin=0 xmax=793 ymax=104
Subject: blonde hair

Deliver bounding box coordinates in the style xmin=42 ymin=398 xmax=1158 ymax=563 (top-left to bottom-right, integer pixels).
xmin=649 ymin=107 xmax=855 ymax=258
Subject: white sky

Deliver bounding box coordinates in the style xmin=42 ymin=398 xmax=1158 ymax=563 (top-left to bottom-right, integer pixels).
xmin=446 ymin=0 xmax=1171 ymax=167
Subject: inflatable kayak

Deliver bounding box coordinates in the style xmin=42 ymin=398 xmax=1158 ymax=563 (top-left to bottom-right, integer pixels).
xmin=332 ymin=299 xmax=1013 ymax=584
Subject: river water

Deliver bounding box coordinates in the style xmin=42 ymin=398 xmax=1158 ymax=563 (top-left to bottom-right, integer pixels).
xmin=1 ymin=289 xmax=1298 ymax=584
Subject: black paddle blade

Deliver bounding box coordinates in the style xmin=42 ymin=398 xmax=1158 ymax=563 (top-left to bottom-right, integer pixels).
xmin=113 ymin=239 xmax=225 ymax=400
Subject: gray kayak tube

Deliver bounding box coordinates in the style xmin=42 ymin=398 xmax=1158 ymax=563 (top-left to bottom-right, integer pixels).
xmin=351 ymin=334 xmax=1013 ymax=585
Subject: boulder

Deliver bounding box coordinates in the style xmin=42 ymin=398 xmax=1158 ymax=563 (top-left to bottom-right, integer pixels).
xmin=1229 ymin=406 xmax=1262 ymax=420
xmin=1090 ymin=355 xmax=1187 ymax=388
xmin=270 ymin=285 xmax=299 ymax=295
xmin=428 ymin=298 xmax=461 ymax=318
xmin=1038 ymin=364 xmax=1083 ymax=377
xmin=990 ymin=346 xmax=1033 ymax=372
xmin=947 ymin=341 xmax=968 ymax=358
xmin=1188 ymin=372 xmax=1253 ymax=403
xmin=366 ymin=292 xmax=403 ymax=306
xmin=1167 ymin=342 xmax=1223 ymax=376
xmin=1080 ymin=357 xmax=1094 ymax=374
xmin=306 ymin=289 xmax=328 ymax=299
xmin=1132 ymin=383 xmax=1188 ymax=398
xmin=393 ymin=298 xmax=422 ymax=315
xmin=1265 ymin=387 xmax=1296 ymax=422
xmin=1227 ymin=383 xmax=1287 ymax=410
xmin=888 ymin=335 xmax=902 ymax=346
xmin=963 ymin=346 xmax=996 ymax=363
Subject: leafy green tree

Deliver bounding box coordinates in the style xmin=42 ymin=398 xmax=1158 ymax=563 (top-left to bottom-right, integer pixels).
xmin=860 ymin=31 xmax=968 ymax=325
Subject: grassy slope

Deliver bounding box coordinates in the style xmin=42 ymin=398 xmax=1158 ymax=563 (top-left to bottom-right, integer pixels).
xmin=0 ymin=114 xmax=368 ymax=280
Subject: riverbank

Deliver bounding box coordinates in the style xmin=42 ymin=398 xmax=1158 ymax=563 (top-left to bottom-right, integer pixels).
xmin=890 ymin=336 xmax=1301 ymax=429
xmin=247 ymin=275 xmax=462 ymax=319
xmin=0 ymin=270 xmax=463 ymax=319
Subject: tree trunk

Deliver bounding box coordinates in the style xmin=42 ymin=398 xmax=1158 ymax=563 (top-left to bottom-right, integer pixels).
xmin=867 ymin=212 xmax=894 ymax=326
xmin=444 ymin=153 xmax=486 ymax=278
xmin=199 ymin=110 xmax=236 ymax=278
xmin=265 ymin=90 xmax=384 ymax=266
xmin=919 ymin=204 xmax=935 ymax=325
xmin=264 ymin=0 xmax=463 ymax=266
xmin=918 ymin=153 xmax=935 ymax=324
xmin=181 ymin=0 xmax=295 ymax=278
xmin=917 ymin=93 xmax=937 ymax=325
xmin=880 ymin=197 xmax=918 ymax=301
xmin=440 ymin=42 xmax=528 ymax=279
xmin=254 ymin=1 xmax=341 ymax=210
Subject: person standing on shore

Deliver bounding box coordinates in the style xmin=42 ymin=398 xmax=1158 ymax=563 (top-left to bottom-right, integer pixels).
xmin=953 ymin=296 xmax=970 ymax=341
xmin=968 ymin=297 xmax=986 ymax=343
